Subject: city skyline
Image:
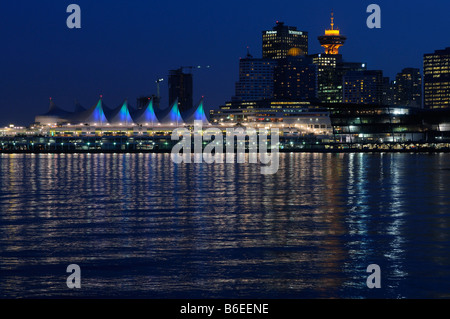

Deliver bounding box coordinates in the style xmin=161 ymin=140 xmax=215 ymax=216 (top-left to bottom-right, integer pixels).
xmin=1 ymin=0 xmax=449 ymax=126
xmin=2 ymin=1 xmax=450 ymax=302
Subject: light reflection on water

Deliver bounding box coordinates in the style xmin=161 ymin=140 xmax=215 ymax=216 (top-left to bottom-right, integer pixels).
xmin=0 ymin=153 xmax=450 ymax=298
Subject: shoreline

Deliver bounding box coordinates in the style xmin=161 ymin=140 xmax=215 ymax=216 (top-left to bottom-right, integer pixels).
xmin=1 ymin=148 xmax=449 ymax=155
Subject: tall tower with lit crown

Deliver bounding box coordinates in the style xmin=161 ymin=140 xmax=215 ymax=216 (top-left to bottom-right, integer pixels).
xmin=318 ymin=12 xmax=347 ymax=55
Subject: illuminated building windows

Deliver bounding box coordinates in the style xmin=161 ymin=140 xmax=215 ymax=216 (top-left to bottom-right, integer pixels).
xmin=262 ymin=22 xmax=308 ymax=60
xmin=424 ymin=47 xmax=450 ymax=109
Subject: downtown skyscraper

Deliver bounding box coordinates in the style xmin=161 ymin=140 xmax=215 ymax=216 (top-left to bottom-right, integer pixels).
xmin=424 ymin=47 xmax=450 ymax=109
xmin=233 ymin=50 xmax=277 ymax=102
xmin=262 ymin=22 xmax=308 ymax=59
xmin=395 ymin=68 xmax=422 ymax=108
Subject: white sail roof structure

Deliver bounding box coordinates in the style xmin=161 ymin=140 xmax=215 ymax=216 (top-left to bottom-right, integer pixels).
xmin=159 ymin=99 xmax=185 ymax=126
xmin=184 ymin=98 xmax=210 ymax=125
xmin=133 ymin=97 xmax=160 ymax=126
xmin=108 ymin=100 xmax=135 ymax=126
xmin=35 ymin=99 xmax=71 ymax=124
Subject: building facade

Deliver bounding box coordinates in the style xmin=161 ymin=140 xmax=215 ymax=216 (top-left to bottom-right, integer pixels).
xmin=273 ymin=55 xmax=317 ymax=101
xmin=395 ymin=68 xmax=422 ymax=108
xmin=262 ymin=22 xmax=308 ymax=59
xmin=424 ymin=47 xmax=450 ymax=109
xmin=168 ymin=68 xmax=193 ymax=113
xmin=310 ymin=54 xmax=343 ymax=103
xmin=233 ymin=52 xmax=277 ymax=102
xmin=343 ymin=70 xmax=384 ymax=105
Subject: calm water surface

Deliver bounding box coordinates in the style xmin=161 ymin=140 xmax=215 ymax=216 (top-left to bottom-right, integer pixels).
xmin=0 ymin=153 xmax=449 ymax=298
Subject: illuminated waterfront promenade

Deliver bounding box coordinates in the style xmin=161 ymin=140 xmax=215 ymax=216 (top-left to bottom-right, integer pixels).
xmin=0 ymin=124 xmax=449 ymax=153
xmin=2 ymin=97 xmax=450 ymax=153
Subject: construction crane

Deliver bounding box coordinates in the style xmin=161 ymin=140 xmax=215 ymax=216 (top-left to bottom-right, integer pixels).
xmin=179 ymin=65 xmax=211 ymax=73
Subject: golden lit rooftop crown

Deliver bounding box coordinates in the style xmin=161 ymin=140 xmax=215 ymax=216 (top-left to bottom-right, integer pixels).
xmin=318 ymin=11 xmax=347 ymax=55
xmin=325 ymin=11 xmax=340 ymax=36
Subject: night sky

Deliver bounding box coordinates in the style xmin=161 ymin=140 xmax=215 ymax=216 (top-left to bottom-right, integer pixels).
xmin=1 ymin=0 xmax=449 ymax=126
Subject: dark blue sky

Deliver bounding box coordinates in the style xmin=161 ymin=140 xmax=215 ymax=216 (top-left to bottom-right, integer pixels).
xmin=1 ymin=0 xmax=449 ymax=126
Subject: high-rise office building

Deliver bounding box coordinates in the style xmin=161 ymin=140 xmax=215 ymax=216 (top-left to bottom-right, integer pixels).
xmin=310 ymin=54 xmax=343 ymax=103
xmin=382 ymin=77 xmax=396 ymax=106
xmin=395 ymin=68 xmax=422 ymax=108
xmin=309 ymin=14 xmax=359 ymax=104
xmin=423 ymin=47 xmax=450 ymax=109
xmin=273 ymin=55 xmax=317 ymax=101
xmin=233 ymin=51 xmax=277 ymax=102
xmin=262 ymin=21 xmax=308 ymax=59
xmin=310 ymin=54 xmax=367 ymax=103
xmin=343 ymin=70 xmax=384 ymax=105
xmin=168 ymin=68 xmax=193 ymax=113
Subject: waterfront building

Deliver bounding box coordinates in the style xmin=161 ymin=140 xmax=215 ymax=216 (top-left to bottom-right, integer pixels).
xmin=35 ymin=99 xmax=72 ymax=125
xmin=32 ymin=96 xmax=212 ymax=128
xmin=210 ymin=100 xmax=332 ymax=136
xmin=424 ymin=47 xmax=450 ymax=109
xmin=262 ymin=21 xmax=308 ymax=59
xmin=9 ymin=97 xmax=450 ymax=151
xmin=326 ymin=103 xmax=426 ymax=143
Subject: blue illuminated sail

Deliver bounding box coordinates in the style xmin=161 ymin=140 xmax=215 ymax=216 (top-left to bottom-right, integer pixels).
xmin=185 ymin=98 xmax=210 ymax=124
xmin=73 ymin=98 xmax=108 ymax=125
xmin=110 ymin=100 xmax=134 ymax=125
xmin=160 ymin=99 xmax=184 ymax=126
xmin=133 ymin=98 xmax=160 ymax=126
